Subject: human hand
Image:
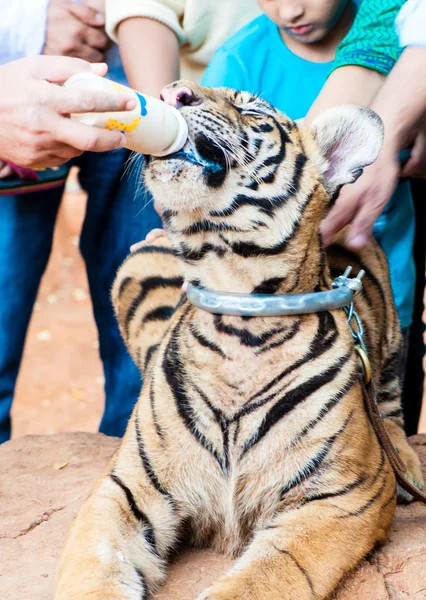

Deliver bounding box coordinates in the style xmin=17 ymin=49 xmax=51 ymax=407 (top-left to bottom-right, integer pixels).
xmin=0 ymin=161 xmax=13 ymax=179
xmin=43 ymin=0 xmax=110 ymax=63
xmin=0 ymin=56 xmax=136 ymax=169
xmin=321 ymin=149 xmax=400 ymax=251
xmin=130 ymin=228 xmax=165 ymax=253
xmin=401 ymin=126 xmax=426 ymax=179
xmin=83 ymin=0 xmax=106 ymax=11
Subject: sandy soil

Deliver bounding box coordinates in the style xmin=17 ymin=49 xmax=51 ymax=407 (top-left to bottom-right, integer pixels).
xmin=10 ymin=170 xmax=426 ymax=439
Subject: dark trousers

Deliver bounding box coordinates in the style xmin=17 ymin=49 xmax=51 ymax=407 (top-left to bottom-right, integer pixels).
xmin=402 ymin=180 xmax=426 ymax=435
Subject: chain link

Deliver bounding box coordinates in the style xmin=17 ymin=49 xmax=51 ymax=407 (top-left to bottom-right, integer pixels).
xmin=342 ymin=302 xmax=367 ymax=353
xmin=332 ymin=266 xmax=368 ymax=354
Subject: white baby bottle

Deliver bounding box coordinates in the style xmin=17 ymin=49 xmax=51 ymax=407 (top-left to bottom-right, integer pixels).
xmin=64 ymin=73 xmax=188 ymax=156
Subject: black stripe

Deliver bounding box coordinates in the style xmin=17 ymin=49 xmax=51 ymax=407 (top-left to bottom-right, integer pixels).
xmin=366 ymin=445 xmax=386 ymax=490
xmin=381 ymin=489 xmax=397 ymax=510
xmin=329 ymin=245 xmax=387 ymax=312
xmin=132 ymin=245 xmax=175 ymax=256
xmin=242 ymin=351 xmax=352 ymax=457
xmin=182 ymin=221 xmax=247 ymax=235
xmin=149 ymin=379 xmax=165 ymax=441
xmin=163 ymin=315 xmax=226 ymax=472
xmin=339 ymin=472 xmax=390 ymax=518
xmin=272 ymin=549 xmax=314 ymax=596
xmin=379 ymin=346 xmax=404 ymax=388
xmin=190 ymin=323 xmax=227 ymax=359
xmin=338 ymin=443 xmax=388 ymax=518
xmin=280 ymin=410 xmax=354 ymax=500
xmin=221 ymin=186 xmax=314 ymax=257
xmin=118 ymin=276 xmax=133 ymax=298
xmin=210 ymin=194 xmax=278 ymax=217
xmin=289 ymin=373 xmax=358 ymax=447
xmin=142 ymin=305 xmax=175 ymax=324
xmin=135 ymin=568 xmax=147 ymax=600
xmin=249 ymin=311 xmax=338 ymax=402
xmin=109 ymin=473 xmax=158 ymax=555
xmin=192 ymin=382 xmax=232 ymax=475
xmin=175 ymin=242 xmax=226 ymax=262
xmin=125 ymin=276 xmax=183 ymax=337
xmin=162 ymin=209 xmax=177 ymax=225
xmin=195 ymin=109 xmax=235 ymax=130
xmin=301 ymin=473 xmax=368 ymax=506
xmin=191 ymin=382 xmax=230 ymax=475
xmin=381 ymin=408 xmax=403 ymax=419
xmin=254 ymin=320 xmax=301 ymax=355
xmin=253 ymin=278 xmax=286 ymax=294
xmin=134 ymin=415 xmax=173 ymax=504
xmin=144 ymin=343 xmax=159 ymax=371
xmin=213 ymin=314 xmax=288 ymax=347
xmin=249 ymin=115 xmax=289 ymax=174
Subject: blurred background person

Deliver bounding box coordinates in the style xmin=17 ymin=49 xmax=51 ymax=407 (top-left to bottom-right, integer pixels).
xmin=0 ymin=0 xmax=149 ymax=443
xmin=308 ymin=0 xmax=426 ymax=434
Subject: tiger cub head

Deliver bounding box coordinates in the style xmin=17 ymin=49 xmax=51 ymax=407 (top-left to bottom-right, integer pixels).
xmin=144 ymin=82 xmax=383 ymax=293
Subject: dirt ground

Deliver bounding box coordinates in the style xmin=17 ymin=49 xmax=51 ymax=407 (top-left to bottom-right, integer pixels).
xmin=10 ymin=170 xmax=426 ymax=439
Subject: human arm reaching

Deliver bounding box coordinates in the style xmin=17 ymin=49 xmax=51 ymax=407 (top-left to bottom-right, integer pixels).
xmin=307 ymin=0 xmax=405 ymax=120
xmin=106 ymin=0 xmax=181 ymax=96
xmin=0 ymin=56 xmax=136 ymax=169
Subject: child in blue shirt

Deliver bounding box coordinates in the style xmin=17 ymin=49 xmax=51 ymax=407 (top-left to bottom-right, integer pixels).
xmin=202 ymin=0 xmax=415 ymax=331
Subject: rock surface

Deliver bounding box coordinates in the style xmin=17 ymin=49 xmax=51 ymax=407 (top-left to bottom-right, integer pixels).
xmin=1 ymin=433 xmax=425 ymax=600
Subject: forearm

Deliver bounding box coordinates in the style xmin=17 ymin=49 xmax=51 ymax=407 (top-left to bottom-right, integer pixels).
xmin=370 ymin=47 xmax=426 ymax=150
xmin=306 ymin=65 xmax=384 ymax=121
xmin=118 ymin=17 xmax=179 ymax=96
xmin=307 ymin=0 xmax=405 ymax=121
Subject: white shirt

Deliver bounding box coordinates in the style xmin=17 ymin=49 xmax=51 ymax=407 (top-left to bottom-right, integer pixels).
xmin=106 ymin=0 xmax=261 ymax=83
xmin=0 ymin=0 xmax=50 ymax=65
xmin=396 ymin=0 xmax=426 ymax=48
xmin=0 ymin=0 xmax=127 ymax=84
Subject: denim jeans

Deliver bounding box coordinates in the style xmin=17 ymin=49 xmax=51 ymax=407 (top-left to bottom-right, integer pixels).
xmin=0 ymin=150 xmax=162 ymax=443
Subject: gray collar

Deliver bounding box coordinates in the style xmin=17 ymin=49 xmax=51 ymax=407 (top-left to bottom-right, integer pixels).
xmin=186 ymin=267 xmax=365 ymax=317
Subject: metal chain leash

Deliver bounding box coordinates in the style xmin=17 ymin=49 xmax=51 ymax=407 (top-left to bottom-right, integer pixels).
xmin=332 ymin=266 xmax=372 ymax=384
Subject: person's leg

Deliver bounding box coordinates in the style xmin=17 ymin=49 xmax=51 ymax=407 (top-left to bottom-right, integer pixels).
xmin=0 ymin=188 xmax=62 ymax=442
xmin=78 ymin=150 xmax=162 ymax=437
xmin=402 ymin=180 xmax=426 ymax=435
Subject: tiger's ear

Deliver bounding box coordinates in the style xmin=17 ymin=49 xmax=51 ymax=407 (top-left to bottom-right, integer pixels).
xmin=310 ymin=105 xmax=384 ymax=195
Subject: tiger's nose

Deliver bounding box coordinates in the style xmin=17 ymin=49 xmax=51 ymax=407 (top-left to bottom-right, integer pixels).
xmin=160 ymin=85 xmax=202 ymax=108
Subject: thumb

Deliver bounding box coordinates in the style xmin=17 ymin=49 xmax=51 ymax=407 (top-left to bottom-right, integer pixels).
xmin=30 ymin=56 xmax=108 ymax=83
xmin=66 ymin=1 xmax=105 ymax=26
xmin=345 ymin=203 xmax=379 ymax=251
xmin=320 ymin=192 xmax=358 ymax=247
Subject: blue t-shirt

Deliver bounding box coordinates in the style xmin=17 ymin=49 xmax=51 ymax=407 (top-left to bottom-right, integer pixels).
xmin=202 ymin=14 xmax=415 ymax=329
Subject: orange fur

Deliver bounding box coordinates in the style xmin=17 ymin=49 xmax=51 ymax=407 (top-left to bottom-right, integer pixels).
xmin=56 ymin=83 xmax=422 ymax=600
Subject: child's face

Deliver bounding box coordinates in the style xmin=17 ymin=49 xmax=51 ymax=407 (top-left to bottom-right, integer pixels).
xmin=257 ymin=0 xmax=349 ymax=44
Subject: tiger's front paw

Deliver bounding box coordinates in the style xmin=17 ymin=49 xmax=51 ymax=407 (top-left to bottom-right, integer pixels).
xmin=396 ymin=442 xmax=424 ymax=504
xmin=197 ymin=579 xmax=272 ymax=600
xmin=197 ymin=585 xmax=238 ymax=600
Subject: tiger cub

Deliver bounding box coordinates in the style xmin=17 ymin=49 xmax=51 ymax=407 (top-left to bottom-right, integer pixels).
xmin=55 ymin=83 xmax=423 ymax=600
